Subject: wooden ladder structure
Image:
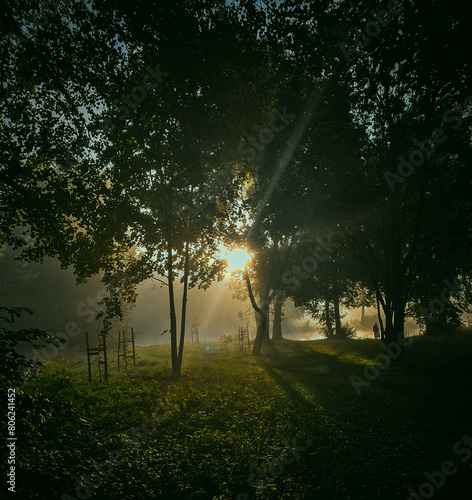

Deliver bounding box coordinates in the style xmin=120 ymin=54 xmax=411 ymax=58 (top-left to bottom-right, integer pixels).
xmin=191 ymin=326 xmax=200 ymax=344
xmin=238 ymin=324 xmax=250 ymax=351
xmin=86 ymin=331 xmax=108 ymax=382
xmin=117 ymin=327 xmax=136 ymax=371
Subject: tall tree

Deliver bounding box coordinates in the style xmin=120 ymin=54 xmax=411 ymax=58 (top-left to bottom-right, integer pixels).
xmin=319 ymin=0 xmax=472 ymax=347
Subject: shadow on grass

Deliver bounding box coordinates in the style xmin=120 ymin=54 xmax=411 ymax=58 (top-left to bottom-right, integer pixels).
xmin=261 ymin=339 xmax=370 ymax=381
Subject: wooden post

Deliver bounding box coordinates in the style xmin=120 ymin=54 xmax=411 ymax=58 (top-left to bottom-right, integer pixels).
xmin=86 ymin=331 xmax=91 ymax=383
xmin=123 ymin=328 xmax=127 ymax=367
xmin=103 ymin=335 xmax=108 ymax=381
xmin=97 ymin=332 xmax=102 ymax=382
xmin=131 ymin=327 xmax=136 ymax=366
xmin=117 ymin=330 xmax=121 ymax=372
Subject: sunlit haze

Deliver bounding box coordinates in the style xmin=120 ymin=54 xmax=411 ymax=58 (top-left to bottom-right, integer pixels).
xmin=226 ymin=248 xmax=252 ymax=271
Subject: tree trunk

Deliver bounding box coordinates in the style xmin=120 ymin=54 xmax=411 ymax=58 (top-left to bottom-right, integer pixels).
xmin=325 ymin=297 xmax=334 ymax=339
xmin=252 ymin=312 xmax=268 ymax=356
xmin=376 ymin=292 xmax=385 ymax=340
xmin=262 ymin=301 xmax=270 ymax=344
xmin=176 ymin=238 xmax=189 ymax=377
xmin=258 ymin=288 xmax=271 ymax=344
xmin=388 ymin=204 xmax=406 ymax=356
xmin=361 ymin=304 xmax=365 ymax=324
xmin=244 ymin=264 xmax=268 ymax=357
xmin=272 ymin=299 xmax=283 ymax=341
xmin=424 ymin=314 xmax=447 ymax=336
xmin=392 ymin=297 xmax=406 ymax=359
xmin=383 ymin=298 xmax=394 ymax=343
xmin=167 ymin=240 xmax=179 ymax=378
xmin=424 ymin=307 xmax=442 ymax=336
xmin=333 ymin=293 xmax=344 ymax=339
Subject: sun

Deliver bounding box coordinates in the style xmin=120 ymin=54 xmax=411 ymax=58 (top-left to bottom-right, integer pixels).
xmin=227 ymin=248 xmax=252 ymax=271
xmin=219 ymin=245 xmax=252 ymax=272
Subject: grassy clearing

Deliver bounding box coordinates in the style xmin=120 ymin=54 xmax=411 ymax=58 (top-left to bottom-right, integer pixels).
xmin=14 ymin=334 xmax=472 ymax=499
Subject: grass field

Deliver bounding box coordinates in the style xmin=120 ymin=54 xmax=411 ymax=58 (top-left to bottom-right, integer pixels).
xmin=13 ymin=333 xmax=472 ymax=499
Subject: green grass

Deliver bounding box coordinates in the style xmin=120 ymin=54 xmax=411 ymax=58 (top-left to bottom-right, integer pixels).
xmin=14 ymin=334 xmax=472 ymax=499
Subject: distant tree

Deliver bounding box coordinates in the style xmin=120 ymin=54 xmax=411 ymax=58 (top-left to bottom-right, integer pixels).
xmin=289 ymin=231 xmax=357 ymax=339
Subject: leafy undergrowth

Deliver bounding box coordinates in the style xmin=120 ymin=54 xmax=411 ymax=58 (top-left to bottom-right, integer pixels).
xmin=13 ymin=334 xmax=472 ymax=499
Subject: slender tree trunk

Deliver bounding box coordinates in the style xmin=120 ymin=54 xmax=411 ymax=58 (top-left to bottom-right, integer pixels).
xmin=384 ymin=293 xmax=405 ymax=347
xmin=325 ymin=297 xmax=334 ymax=339
xmin=421 ymin=296 xmax=434 ymax=335
xmin=263 ymin=301 xmax=270 ymax=344
xmin=272 ymin=299 xmax=283 ymax=341
xmin=385 ymin=314 xmax=394 ymax=342
xmin=389 ymin=203 xmax=406 ymax=352
xmin=393 ymin=298 xmax=405 ymax=337
xmin=259 ymin=288 xmax=271 ymax=345
xmin=383 ymin=297 xmax=394 ymax=343
xmin=167 ymin=240 xmax=179 ymax=378
xmin=333 ymin=293 xmax=344 ymax=339
xmin=392 ymin=296 xmax=406 ymax=360
xmin=376 ymin=292 xmax=385 ymax=340
xmin=361 ymin=304 xmax=365 ymax=324
xmin=176 ymin=238 xmax=189 ymax=377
